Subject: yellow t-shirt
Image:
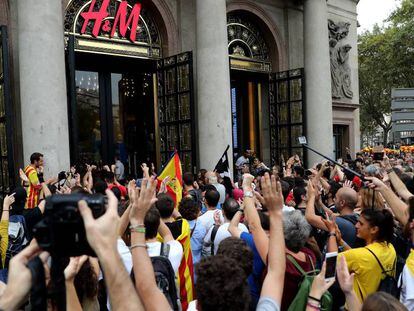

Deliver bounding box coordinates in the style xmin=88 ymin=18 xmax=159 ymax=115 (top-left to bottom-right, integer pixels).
xmin=338 ymin=242 xmax=396 ymax=303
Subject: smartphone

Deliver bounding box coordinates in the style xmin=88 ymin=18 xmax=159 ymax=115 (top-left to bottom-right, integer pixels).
xmin=325 ymin=252 xmax=338 ymax=281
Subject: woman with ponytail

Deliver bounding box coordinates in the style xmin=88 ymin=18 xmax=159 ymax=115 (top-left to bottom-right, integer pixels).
xmin=337 ymin=208 xmax=397 ymax=303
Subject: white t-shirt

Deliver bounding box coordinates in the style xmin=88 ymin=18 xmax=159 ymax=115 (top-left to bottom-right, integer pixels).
xmin=213 ymin=183 xmax=226 ymax=204
xmin=204 ymin=222 xmax=249 ymax=255
xmin=146 ymin=240 xmax=183 ymax=274
xmin=235 ymin=156 xmax=249 ymax=168
xmin=197 ymin=210 xmax=224 ymax=233
xmin=399 ymin=260 xmax=414 ymax=310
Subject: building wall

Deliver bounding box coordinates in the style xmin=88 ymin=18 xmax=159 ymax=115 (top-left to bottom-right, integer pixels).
xmin=1 ymin=0 xmax=361 ymax=177
xmin=328 ymin=0 xmax=360 ymax=154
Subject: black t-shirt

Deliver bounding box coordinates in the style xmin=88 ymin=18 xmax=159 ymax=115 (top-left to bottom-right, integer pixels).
xmin=22 ymin=206 xmax=43 ymax=240
xmin=165 ymin=219 xmax=183 ymax=240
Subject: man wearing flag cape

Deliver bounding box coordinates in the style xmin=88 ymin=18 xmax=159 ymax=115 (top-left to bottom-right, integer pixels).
xmin=157 ymin=151 xmax=194 ymax=311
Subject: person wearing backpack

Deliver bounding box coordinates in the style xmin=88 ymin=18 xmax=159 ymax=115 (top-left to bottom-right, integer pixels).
xmin=144 ymin=206 xmax=183 ymax=274
xmin=282 ymin=210 xmax=318 ymax=311
xmin=327 ymin=208 xmax=397 ymax=303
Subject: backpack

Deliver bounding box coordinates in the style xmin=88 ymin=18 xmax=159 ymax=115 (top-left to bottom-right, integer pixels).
xmin=5 ymin=215 xmax=29 ymax=267
xmin=210 ymin=225 xmax=220 ymax=256
xmin=131 ymin=243 xmax=180 ymax=311
xmin=366 ymin=248 xmax=399 ymax=297
xmin=202 ymin=224 xmax=220 ymax=257
xmin=287 ymin=254 xmax=333 ymax=311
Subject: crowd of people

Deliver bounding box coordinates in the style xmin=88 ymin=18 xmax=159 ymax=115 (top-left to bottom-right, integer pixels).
xmin=0 ymin=149 xmax=414 ymax=311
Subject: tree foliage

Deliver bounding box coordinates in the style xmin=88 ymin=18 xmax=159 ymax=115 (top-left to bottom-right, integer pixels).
xmin=359 ymin=0 xmax=414 ymax=144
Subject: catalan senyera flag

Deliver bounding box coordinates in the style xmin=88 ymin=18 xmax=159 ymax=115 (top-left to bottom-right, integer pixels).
xmin=157 ymin=151 xmax=183 ymax=208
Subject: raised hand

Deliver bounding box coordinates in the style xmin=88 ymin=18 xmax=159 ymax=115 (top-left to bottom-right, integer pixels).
xmin=364 ymin=176 xmax=387 ymax=191
xmin=19 ymin=169 xmax=29 ymax=183
xmin=130 ymin=177 xmax=158 ymax=225
xmin=0 ymin=240 xmax=50 ymax=310
xmin=127 ymin=180 xmax=137 ymax=205
xmin=3 ymin=193 xmax=15 ymax=209
xmin=78 ymin=189 xmax=120 ymax=255
xmin=242 ymin=173 xmax=255 ymax=191
xmin=213 ymin=210 xmax=222 ymax=226
xmin=308 ymin=261 xmax=335 ymax=300
xmin=64 ymin=256 xmax=88 ymax=282
xmin=159 ymin=176 xmax=170 ymax=194
xmin=337 ymin=256 xmax=354 ymax=294
xmin=141 ymin=163 xmax=150 ymax=178
xmin=321 ymin=212 xmax=337 ymax=233
xmin=260 ymin=173 xmax=283 ymax=213
xmin=343 ymin=180 xmax=353 ymax=189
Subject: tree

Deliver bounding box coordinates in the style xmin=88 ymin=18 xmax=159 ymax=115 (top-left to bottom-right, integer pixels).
xmin=359 ymin=0 xmax=414 ymax=145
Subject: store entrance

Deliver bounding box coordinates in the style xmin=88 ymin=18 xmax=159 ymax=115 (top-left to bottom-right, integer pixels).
xmin=73 ymin=53 xmax=157 ymax=177
xmin=230 ymin=70 xmax=268 ymax=160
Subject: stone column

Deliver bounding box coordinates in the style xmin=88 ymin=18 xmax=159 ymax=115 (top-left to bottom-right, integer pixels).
xmin=196 ymin=0 xmax=233 ymax=173
xmin=17 ymin=0 xmax=70 ymax=177
xmin=304 ymin=0 xmax=333 ymax=165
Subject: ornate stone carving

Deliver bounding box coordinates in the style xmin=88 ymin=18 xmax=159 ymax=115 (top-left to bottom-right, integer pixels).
xmin=328 ymin=19 xmax=353 ymax=100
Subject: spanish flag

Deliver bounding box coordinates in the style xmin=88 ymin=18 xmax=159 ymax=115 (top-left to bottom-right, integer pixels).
xmin=158 ymin=152 xmax=183 ymax=208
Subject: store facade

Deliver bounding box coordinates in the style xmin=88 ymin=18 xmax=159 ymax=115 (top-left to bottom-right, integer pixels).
xmin=0 ymin=0 xmax=360 ymax=190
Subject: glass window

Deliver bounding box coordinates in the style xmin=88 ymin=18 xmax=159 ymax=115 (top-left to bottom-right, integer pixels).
xmin=178 ymin=64 xmax=190 ymax=92
xmin=0 ymin=84 xmax=4 ymax=118
xmin=75 ymin=71 xmax=101 ymax=162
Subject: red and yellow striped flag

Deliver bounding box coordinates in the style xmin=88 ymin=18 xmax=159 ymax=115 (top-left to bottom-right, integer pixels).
xmin=157 ymin=152 xmax=183 ymax=208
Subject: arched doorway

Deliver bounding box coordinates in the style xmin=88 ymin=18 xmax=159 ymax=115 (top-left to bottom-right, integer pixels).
xmin=227 ymin=8 xmax=305 ymax=168
xmin=63 ymin=0 xmax=196 ymax=175
xmin=227 ymin=10 xmax=274 ymax=164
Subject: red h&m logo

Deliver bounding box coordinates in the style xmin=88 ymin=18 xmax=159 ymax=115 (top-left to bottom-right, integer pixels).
xmin=80 ymin=0 xmax=142 ymax=42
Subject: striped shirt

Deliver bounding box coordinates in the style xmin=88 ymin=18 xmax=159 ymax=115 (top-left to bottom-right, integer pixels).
xmin=24 ymin=165 xmax=42 ymax=209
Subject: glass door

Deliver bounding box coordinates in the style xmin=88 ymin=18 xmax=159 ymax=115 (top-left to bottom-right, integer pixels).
xmin=111 ymin=72 xmax=156 ymax=177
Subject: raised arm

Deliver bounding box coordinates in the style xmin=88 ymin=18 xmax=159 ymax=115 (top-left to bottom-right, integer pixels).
xmin=242 ymin=174 xmax=269 ymax=263
xmin=336 ymin=256 xmax=361 ymax=311
xmin=158 ymin=219 xmax=174 ymax=243
xmin=383 ymin=157 xmax=413 ymax=202
xmin=129 ymin=177 xmax=171 ymax=311
xmin=260 ymin=173 xmax=285 ymax=305
xmin=305 ymin=181 xmax=328 ymax=231
xmin=64 ymin=256 xmax=88 ymax=311
xmin=365 ymin=176 xmax=409 ymax=225
xmin=79 ymin=190 xmax=144 ymax=311
xmin=228 ymin=210 xmax=243 ymax=238
xmin=1 ymin=194 xmax=13 ymax=267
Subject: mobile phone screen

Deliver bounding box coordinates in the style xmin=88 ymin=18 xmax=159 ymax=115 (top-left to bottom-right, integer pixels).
xmin=325 ymin=255 xmax=337 ymax=279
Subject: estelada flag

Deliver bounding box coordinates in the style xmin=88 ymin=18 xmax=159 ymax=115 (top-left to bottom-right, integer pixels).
xmin=157 ymin=151 xmax=183 ymax=208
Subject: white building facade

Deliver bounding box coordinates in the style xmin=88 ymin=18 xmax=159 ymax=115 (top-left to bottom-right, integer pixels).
xmin=0 ymin=0 xmax=360 ymax=189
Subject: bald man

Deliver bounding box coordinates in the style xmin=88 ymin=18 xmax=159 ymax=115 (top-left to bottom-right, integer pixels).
xmin=333 ymin=187 xmax=361 ymax=248
xmin=306 ymin=186 xmax=362 ymax=248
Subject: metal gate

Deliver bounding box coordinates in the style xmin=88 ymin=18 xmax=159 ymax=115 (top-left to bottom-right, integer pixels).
xmin=157 ymin=52 xmax=196 ymax=173
xmin=0 ymin=26 xmax=15 ymax=197
xmin=269 ymin=68 xmax=306 ymax=166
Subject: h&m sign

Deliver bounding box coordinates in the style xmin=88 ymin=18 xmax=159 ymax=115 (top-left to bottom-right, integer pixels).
xmin=80 ymin=0 xmax=142 ymax=42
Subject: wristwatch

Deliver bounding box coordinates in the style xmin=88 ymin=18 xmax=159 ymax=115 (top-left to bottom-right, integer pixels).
xmin=243 ymin=190 xmax=254 ymax=198
xmin=386 ymin=168 xmax=394 ymax=174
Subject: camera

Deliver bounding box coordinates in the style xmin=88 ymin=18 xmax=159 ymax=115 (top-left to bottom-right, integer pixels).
xmin=33 ymin=194 xmax=106 ymax=257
